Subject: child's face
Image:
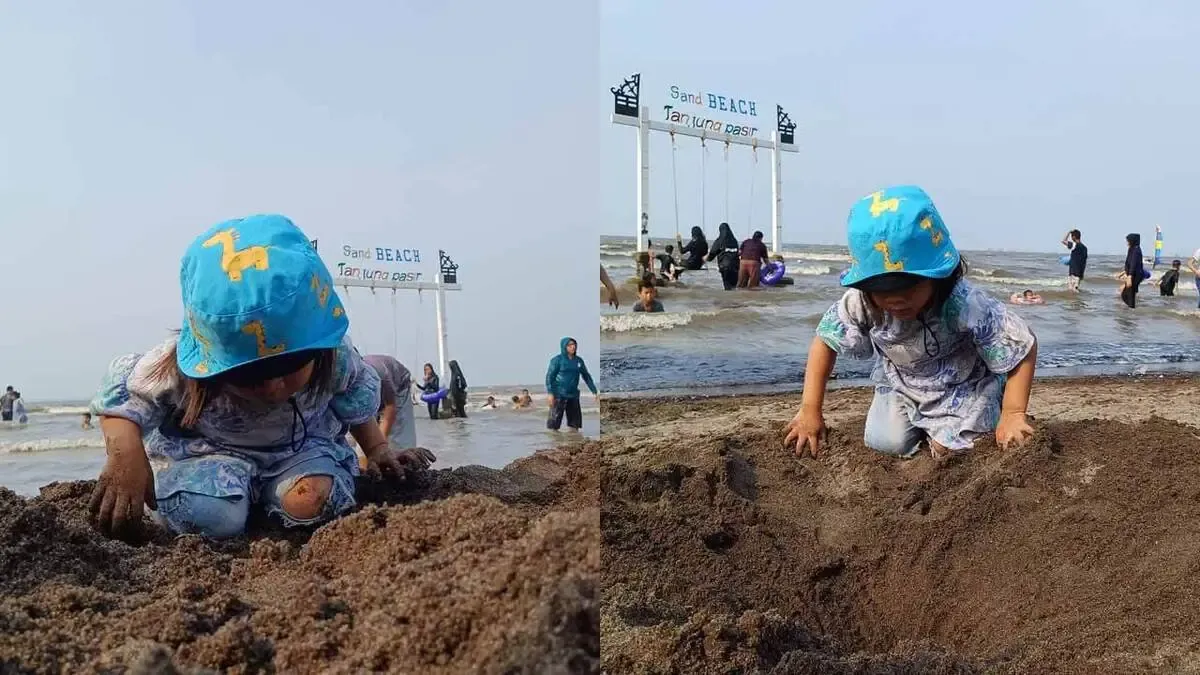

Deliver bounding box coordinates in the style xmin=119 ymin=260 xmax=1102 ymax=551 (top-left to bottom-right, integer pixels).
xmin=227 ymin=361 xmax=314 ymax=405
xmin=868 ymin=280 xmax=935 ymax=321
xmin=639 ymin=287 xmax=656 ymax=305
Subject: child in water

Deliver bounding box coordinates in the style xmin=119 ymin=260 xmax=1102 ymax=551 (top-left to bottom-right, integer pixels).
xmin=785 ymin=186 xmax=1037 ymax=460
xmin=88 ymin=214 xmax=433 ymax=542
xmin=633 ymin=277 xmax=665 ymax=313
xmin=1010 ymin=289 xmax=1045 ymax=305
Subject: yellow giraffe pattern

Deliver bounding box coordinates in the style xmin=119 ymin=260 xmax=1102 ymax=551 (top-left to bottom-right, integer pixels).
xmin=311 ymin=273 xmax=331 ymax=308
xmin=874 ymin=241 xmax=904 ymax=271
xmin=919 ymin=216 xmax=944 ymax=247
xmin=241 ymin=320 xmax=286 ymax=358
xmin=203 ymin=229 xmax=270 ymax=282
xmin=187 ymin=311 xmax=213 ymax=374
xmin=867 ymin=191 xmax=901 ymax=218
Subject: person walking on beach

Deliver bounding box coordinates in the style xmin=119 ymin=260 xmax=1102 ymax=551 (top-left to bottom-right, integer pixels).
xmin=447 ymin=360 xmax=468 ymax=418
xmin=1120 ymin=232 xmax=1146 ymax=309
xmin=420 ymin=363 xmax=441 ymax=419
xmin=706 ymin=222 xmax=740 ymax=291
xmin=601 ymin=265 xmax=620 ymax=309
xmin=1061 ymin=229 xmax=1088 ymax=292
xmin=784 ymin=186 xmax=1038 ymax=461
xmin=545 ymin=337 xmax=598 ymax=431
xmin=87 ymin=214 xmax=434 ymax=542
xmin=737 ymin=230 xmax=771 ymax=289
xmin=363 ymin=354 xmax=417 ymax=451
xmin=0 ymin=386 xmax=15 ymax=422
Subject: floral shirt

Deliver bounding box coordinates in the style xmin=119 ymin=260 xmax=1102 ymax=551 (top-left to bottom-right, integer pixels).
xmin=90 ymin=335 xmax=380 ymax=501
xmin=816 ymin=278 xmax=1035 ymax=449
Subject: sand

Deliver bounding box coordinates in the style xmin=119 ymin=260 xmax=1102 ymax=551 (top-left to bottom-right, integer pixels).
xmin=600 ymin=375 xmax=1200 ymax=674
xmin=0 ymin=442 xmax=599 ymax=674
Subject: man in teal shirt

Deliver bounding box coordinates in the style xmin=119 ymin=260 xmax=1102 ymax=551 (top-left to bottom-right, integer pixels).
xmin=545 ymin=337 xmax=598 ymax=430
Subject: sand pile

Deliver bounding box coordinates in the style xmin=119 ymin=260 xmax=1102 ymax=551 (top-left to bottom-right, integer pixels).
xmin=601 ymin=403 xmax=1200 ymax=674
xmin=0 ymin=444 xmax=600 ymax=674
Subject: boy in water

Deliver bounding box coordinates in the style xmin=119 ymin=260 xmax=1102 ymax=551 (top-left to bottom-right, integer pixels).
xmin=1158 ymin=260 xmax=1182 ymax=296
xmin=82 ymin=412 xmax=94 ymax=430
xmin=633 ymin=277 xmax=665 ymax=313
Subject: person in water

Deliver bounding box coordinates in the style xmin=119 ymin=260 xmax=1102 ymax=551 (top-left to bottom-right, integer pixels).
xmin=1120 ymin=232 xmax=1146 ymax=309
xmin=1010 ymin=289 xmax=1045 ymax=305
xmin=11 ymin=391 xmax=27 ymax=425
xmin=706 ymin=222 xmax=740 ymax=291
xmin=447 ymin=359 xmax=468 ymax=418
xmin=479 ymin=395 xmax=498 ymax=410
xmin=737 ymin=230 xmax=771 ymax=289
xmin=420 ymin=363 xmax=441 ymax=420
xmin=785 ymin=186 xmax=1037 ymax=462
xmin=1157 ymin=260 xmax=1182 ymax=296
xmin=656 ymin=244 xmax=684 ymax=282
xmin=87 ymin=214 xmax=435 ymax=542
xmin=362 ymin=354 xmax=417 ymax=452
xmin=518 ymin=388 xmax=533 ymax=407
xmin=0 ymin=385 xmax=15 ymax=422
xmin=679 ymin=226 xmax=708 ymax=271
xmin=81 ymin=411 xmax=93 ymax=430
xmin=1190 ymin=253 xmax=1200 ymax=309
xmin=545 ymin=337 xmax=598 ymax=431
xmin=1061 ymin=229 xmax=1088 ymax=292
xmin=633 ymin=277 xmax=665 ymax=313
xmin=600 ymin=265 xmax=620 ymax=309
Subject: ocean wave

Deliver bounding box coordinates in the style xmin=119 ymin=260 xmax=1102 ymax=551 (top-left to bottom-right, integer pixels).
xmin=602 ymin=311 xmax=718 ymax=333
xmin=786 ymin=263 xmax=835 ymax=276
xmin=0 ymin=437 xmax=105 ymax=454
xmin=34 ymin=406 xmax=90 ymax=416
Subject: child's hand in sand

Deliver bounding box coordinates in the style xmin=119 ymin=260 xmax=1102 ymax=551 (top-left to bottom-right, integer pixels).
xmin=995 ymin=411 xmax=1034 ymax=449
xmin=90 ymin=418 xmax=157 ymax=542
xmin=785 ymin=406 xmax=827 ymax=459
xmin=363 ymin=444 xmax=436 ymax=480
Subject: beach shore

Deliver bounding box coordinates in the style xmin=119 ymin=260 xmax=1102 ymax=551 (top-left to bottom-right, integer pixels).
xmin=600 ymin=375 xmax=1200 ymax=674
xmin=0 ymin=443 xmax=599 ymax=674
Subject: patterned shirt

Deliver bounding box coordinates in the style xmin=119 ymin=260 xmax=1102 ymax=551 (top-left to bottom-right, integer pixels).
xmin=816 ymin=278 xmax=1036 ymax=449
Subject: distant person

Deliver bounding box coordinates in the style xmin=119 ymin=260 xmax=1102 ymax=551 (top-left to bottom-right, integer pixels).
xmin=0 ymin=386 xmax=15 ymax=422
xmin=447 ymin=360 xmax=468 ymax=418
xmin=600 ymin=265 xmax=620 ymax=309
xmin=633 ymin=277 xmax=665 ymax=313
xmin=420 ymin=363 xmax=441 ymax=420
xmin=518 ymin=389 xmax=533 ymax=407
xmin=1120 ymin=232 xmax=1146 ymax=308
xmin=1010 ymin=290 xmax=1045 ymax=305
xmin=706 ymin=222 xmax=740 ymax=291
xmin=545 ymin=337 xmax=598 ymax=431
xmin=81 ymin=412 xmax=93 ymax=430
xmin=679 ymin=226 xmax=708 ymax=270
xmin=1190 ymin=252 xmax=1200 ymax=309
xmin=12 ymin=392 xmax=26 ymax=425
xmin=655 ymin=244 xmax=683 ymax=282
xmin=1158 ymin=260 xmax=1182 ymax=296
xmin=1061 ymin=229 xmax=1088 ymax=292
xmin=737 ymin=230 xmax=771 ymax=289
xmin=363 ymin=354 xmax=417 ymax=450
xmin=510 ymin=395 xmax=522 ymax=409
xmin=479 ymin=395 xmax=498 ymax=410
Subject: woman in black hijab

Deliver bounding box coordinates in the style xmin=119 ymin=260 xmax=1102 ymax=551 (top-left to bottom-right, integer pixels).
xmin=679 ymin=226 xmax=708 ymax=271
xmin=1120 ymin=232 xmax=1146 ymax=309
xmin=706 ymin=222 xmax=740 ymax=290
xmin=447 ymin=360 xmax=469 ymax=418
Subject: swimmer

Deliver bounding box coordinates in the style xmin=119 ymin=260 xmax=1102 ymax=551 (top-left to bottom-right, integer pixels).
xmin=518 ymin=388 xmax=533 ymax=407
xmin=633 ymin=277 xmax=665 ymax=313
xmin=1010 ymin=290 xmax=1045 ymax=305
xmin=479 ymin=395 xmax=498 ymax=410
xmin=88 ymin=214 xmax=436 ymax=542
xmin=81 ymin=411 xmax=93 ymax=430
xmin=510 ymin=395 xmax=522 ymax=409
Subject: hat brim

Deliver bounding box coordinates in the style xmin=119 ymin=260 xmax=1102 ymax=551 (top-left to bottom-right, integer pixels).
xmin=849 ymin=273 xmax=925 ymax=293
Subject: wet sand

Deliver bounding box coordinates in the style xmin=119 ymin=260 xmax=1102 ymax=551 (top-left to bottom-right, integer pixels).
xmin=0 ymin=443 xmax=599 ymax=674
xmin=600 ymin=375 xmax=1200 ymax=674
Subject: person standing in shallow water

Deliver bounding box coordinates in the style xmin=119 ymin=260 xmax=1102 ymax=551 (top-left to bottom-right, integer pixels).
xmin=737 ymin=230 xmax=770 ymax=289
xmin=1061 ymin=229 xmax=1088 ymax=292
xmin=545 ymin=337 xmax=598 ymax=431
xmin=447 ymin=360 xmax=468 ymax=418
xmin=1120 ymin=232 xmax=1146 ymax=309
xmin=420 ymin=363 xmax=441 ymax=419
xmin=706 ymin=222 xmax=740 ymax=291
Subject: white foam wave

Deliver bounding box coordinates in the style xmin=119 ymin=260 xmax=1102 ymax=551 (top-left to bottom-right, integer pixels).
xmin=0 ymin=437 xmax=105 ymax=454
xmin=787 ymin=264 xmax=834 ymax=276
xmin=1169 ymin=309 xmax=1200 ymax=320
xmin=39 ymin=406 xmax=90 ymax=416
xmin=975 ymin=276 xmax=1070 ymax=288
xmin=783 ymin=251 xmax=850 ymax=263
xmin=601 ymin=311 xmax=715 ymax=333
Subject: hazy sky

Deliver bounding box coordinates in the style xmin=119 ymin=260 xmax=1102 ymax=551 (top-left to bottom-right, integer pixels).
xmin=601 ymin=0 xmax=1200 ymax=257
xmin=0 ymin=1 xmax=598 ymax=400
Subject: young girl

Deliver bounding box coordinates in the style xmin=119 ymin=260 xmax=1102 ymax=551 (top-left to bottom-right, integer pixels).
xmin=785 ymin=186 xmax=1037 ymax=460
xmin=420 ymin=363 xmax=441 ymax=420
xmin=88 ymin=214 xmax=434 ymax=542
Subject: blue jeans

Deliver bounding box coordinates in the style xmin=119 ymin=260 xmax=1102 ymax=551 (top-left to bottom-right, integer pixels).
xmin=153 ymin=452 xmax=355 ymax=538
xmin=863 ymin=389 xmax=925 ymax=458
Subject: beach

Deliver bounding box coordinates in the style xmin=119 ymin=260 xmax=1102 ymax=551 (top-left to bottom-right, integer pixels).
xmin=0 ymin=437 xmax=599 ymax=673
xmin=600 ymin=375 xmax=1200 ymax=673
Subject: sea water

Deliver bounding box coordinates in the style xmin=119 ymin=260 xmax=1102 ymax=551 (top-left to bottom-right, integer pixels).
xmin=601 ymin=235 xmax=1200 ymax=394
xmin=0 ymin=388 xmax=597 ymax=497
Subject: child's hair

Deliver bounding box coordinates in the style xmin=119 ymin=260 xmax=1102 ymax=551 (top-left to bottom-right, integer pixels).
xmin=147 ymin=335 xmax=337 ymax=428
xmin=511 ymin=395 xmax=520 ymax=403
xmin=638 ymin=274 xmax=656 ymax=291
xmin=1023 ymin=289 xmax=1034 ymax=296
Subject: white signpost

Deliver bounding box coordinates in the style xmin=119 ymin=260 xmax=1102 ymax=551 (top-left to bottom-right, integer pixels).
xmin=311 ymin=238 xmax=462 ymax=384
xmin=609 ymin=73 xmax=799 ymax=255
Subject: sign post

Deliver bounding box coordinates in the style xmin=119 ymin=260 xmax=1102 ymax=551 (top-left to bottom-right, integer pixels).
xmin=610 ymin=73 xmax=799 ymax=255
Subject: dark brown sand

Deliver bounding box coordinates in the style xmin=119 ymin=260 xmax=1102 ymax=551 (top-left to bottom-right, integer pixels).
xmin=0 ymin=443 xmax=599 ymax=674
xmin=600 ymin=376 xmax=1200 ymax=674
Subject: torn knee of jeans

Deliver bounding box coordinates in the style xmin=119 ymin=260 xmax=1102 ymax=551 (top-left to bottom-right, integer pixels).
xmin=279 ymin=475 xmax=333 ymax=521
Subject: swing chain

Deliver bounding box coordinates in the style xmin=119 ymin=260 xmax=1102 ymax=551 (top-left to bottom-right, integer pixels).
xmin=724 ymin=141 xmax=731 ymax=224
xmin=669 ymin=131 xmax=680 ymax=238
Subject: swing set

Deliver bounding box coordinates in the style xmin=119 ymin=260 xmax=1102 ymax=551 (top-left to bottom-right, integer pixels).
xmin=609 ymin=72 xmax=799 ymax=256
xmin=666 ymin=130 xmax=762 ymax=251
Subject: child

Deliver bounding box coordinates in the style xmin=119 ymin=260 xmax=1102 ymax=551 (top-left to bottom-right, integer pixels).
xmin=784 ymin=186 xmax=1037 ymax=461
xmin=81 ymin=411 xmax=93 ymax=430
xmin=87 ymin=214 xmax=435 ymax=542
xmin=1010 ymin=289 xmax=1044 ymax=305
xmin=633 ymin=277 xmax=665 ymax=313
xmin=421 ymin=363 xmax=441 ymax=420
xmin=480 ymin=395 xmax=498 ymax=410
xmin=1158 ymin=260 xmax=1182 ymax=296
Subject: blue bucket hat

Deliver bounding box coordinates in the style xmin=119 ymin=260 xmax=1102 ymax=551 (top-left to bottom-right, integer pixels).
xmin=839 ymin=185 xmax=960 ymax=290
xmin=176 ymin=214 xmax=348 ymax=379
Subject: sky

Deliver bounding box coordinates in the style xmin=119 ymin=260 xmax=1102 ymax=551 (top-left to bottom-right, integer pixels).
xmin=0 ymin=1 xmax=599 ymax=400
xmin=601 ymin=0 xmax=1200 ymax=257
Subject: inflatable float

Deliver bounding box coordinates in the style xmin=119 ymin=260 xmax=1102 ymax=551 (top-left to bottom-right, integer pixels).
xmin=1059 ymin=255 xmax=1071 ymax=265
xmin=760 ymin=261 xmax=787 ymax=286
xmin=420 ymin=388 xmax=449 ymax=404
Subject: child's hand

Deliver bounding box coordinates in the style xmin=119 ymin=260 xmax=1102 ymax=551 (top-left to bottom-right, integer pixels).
xmin=90 ymin=419 xmax=157 ymax=542
xmin=362 ymin=444 xmax=436 ymax=480
xmin=785 ymin=406 xmax=827 ymax=459
xmin=995 ymin=411 xmax=1034 ymax=449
